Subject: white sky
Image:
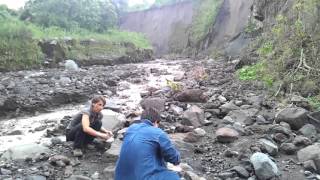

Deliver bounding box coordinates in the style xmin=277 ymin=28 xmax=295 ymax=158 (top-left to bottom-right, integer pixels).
xmin=0 ymin=0 xmax=155 ymax=10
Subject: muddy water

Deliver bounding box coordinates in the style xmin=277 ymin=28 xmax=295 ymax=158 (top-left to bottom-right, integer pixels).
xmin=0 ymin=59 xmax=187 ymax=153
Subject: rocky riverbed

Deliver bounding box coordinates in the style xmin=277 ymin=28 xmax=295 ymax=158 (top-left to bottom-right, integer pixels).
xmin=1 ymin=58 xmax=320 ymax=180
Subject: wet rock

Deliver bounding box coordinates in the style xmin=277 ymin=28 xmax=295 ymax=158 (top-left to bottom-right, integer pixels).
xmin=250 ymin=152 xmax=279 ymax=180
xmin=1 ymin=143 xmax=50 ymax=160
xmin=259 ymin=139 xmax=278 ymax=156
xmin=230 ymin=165 xmax=250 ymax=178
xmin=0 ymin=168 xmax=12 ymax=175
xmin=101 ymin=110 xmax=126 ymax=131
xmin=174 ymin=89 xmax=208 ymax=103
xmin=34 ymin=125 xmax=47 ymax=132
xmin=223 ymin=149 xmax=239 ymax=158
xmin=51 ymin=137 xmax=63 ymax=145
xmin=91 ymin=171 xmax=100 ymax=179
xmin=104 ymin=101 xmax=122 ymax=112
xmin=280 ymin=143 xmax=297 ymax=155
xmin=275 ymin=107 xmax=309 ymax=130
xmin=216 ymin=127 xmax=239 ymax=143
xmin=228 ymin=108 xmax=259 ymax=125
xmin=49 ymin=155 xmax=71 ymax=167
xmin=5 ymin=129 xmax=23 ymax=135
xmin=25 ymin=175 xmax=47 ymax=180
xmin=299 ymin=124 xmax=317 ymax=138
xmin=297 ymin=144 xmax=320 ymax=162
xmin=170 ymin=104 xmax=184 ymax=115
xmin=303 ymin=160 xmax=317 ymax=172
xmin=182 ymin=105 xmax=205 ymax=128
xmin=183 ymin=171 xmax=206 ymax=180
xmin=174 ymin=74 xmax=184 ymax=81
xmin=183 ymin=132 xmax=202 ymax=143
xmin=66 ymin=175 xmax=91 ymax=180
xmin=140 ymin=98 xmax=165 ymax=112
xmin=218 ymin=95 xmax=227 ymax=103
xmin=103 ymin=139 xmax=122 ymax=162
xmin=102 ymin=166 xmax=115 ymax=180
xmin=293 ymin=136 xmax=312 ymax=147
xmin=220 ymin=101 xmax=240 ymax=114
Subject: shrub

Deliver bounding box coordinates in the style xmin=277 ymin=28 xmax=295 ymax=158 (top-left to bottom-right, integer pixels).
xmin=0 ymin=19 xmax=43 ymax=71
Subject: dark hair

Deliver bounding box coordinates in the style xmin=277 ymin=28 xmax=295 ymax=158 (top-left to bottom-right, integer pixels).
xmin=141 ymin=107 xmax=161 ymax=123
xmin=91 ymin=95 xmax=106 ymax=106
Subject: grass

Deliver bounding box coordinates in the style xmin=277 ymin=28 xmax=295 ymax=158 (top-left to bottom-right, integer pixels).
xmin=307 ymin=96 xmax=320 ymax=111
xmin=0 ymin=15 xmax=152 ymax=70
xmin=237 ymin=62 xmax=274 ymax=87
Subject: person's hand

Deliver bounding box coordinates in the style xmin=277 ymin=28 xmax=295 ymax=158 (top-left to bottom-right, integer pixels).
xmin=97 ymin=132 xmax=112 ymax=140
xmin=105 ymin=130 xmax=113 ymax=137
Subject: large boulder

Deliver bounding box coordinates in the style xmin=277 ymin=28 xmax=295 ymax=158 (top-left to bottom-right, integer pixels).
xmin=174 ymin=89 xmax=208 ymax=103
xmin=182 ymin=105 xmax=205 ymax=127
xmin=1 ymin=143 xmax=50 ymax=160
xmin=140 ymin=98 xmax=166 ymax=112
xmin=250 ymin=152 xmax=279 ymax=180
xmin=275 ymin=107 xmax=309 ymax=130
xmin=101 ymin=110 xmax=126 ymax=131
xmin=297 ymin=144 xmax=320 ymax=162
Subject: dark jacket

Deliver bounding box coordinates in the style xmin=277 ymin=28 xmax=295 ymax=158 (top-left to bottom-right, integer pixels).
xmin=115 ymin=120 xmax=180 ymax=180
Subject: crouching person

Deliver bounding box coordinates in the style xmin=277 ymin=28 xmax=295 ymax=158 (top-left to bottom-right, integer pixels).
xmin=66 ymin=95 xmax=113 ymax=156
xmin=115 ymin=107 xmax=181 ymax=180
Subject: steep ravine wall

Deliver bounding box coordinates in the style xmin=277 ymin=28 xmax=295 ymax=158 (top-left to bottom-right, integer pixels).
xmin=120 ymin=1 xmax=195 ymax=55
xmin=120 ymin=0 xmax=254 ymax=56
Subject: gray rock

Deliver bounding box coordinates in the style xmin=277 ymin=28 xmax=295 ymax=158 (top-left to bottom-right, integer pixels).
xmin=65 ymin=60 xmax=79 ymax=71
xmin=182 ymin=105 xmax=205 ymax=128
xmin=220 ymin=102 xmax=239 ymax=114
xmin=183 ymin=171 xmax=206 ymax=180
xmin=297 ymin=144 xmax=320 ymax=162
xmin=216 ymin=127 xmax=239 ymax=143
xmin=103 ymin=139 xmax=122 ymax=162
xmin=101 ymin=110 xmax=126 ymax=131
xmin=170 ymin=104 xmax=183 ymax=115
xmin=250 ymin=152 xmax=279 ymax=180
xmin=293 ymin=136 xmax=312 ymax=147
xmin=1 ymin=143 xmax=50 ymax=160
xmin=231 ymin=166 xmax=249 ymax=178
xmin=259 ymin=139 xmax=278 ymax=156
xmin=227 ymin=108 xmax=259 ymax=125
xmin=51 ymin=137 xmax=63 ymax=145
xmin=299 ymin=124 xmax=317 ymax=138
xmin=5 ymin=130 xmax=23 ymax=135
xmin=174 ymin=89 xmax=208 ymax=103
xmin=280 ymin=143 xmax=297 ymax=155
xmin=303 ymin=160 xmax=317 ymax=172
xmin=102 ymin=166 xmax=115 ymax=180
xmin=275 ymin=107 xmax=309 ymax=130
xmin=66 ymin=175 xmax=91 ymax=180
xmin=25 ymin=175 xmax=47 ymax=180
xmin=140 ymin=98 xmax=166 ymax=112
xmin=0 ymin=168 xmax=12 ymax=175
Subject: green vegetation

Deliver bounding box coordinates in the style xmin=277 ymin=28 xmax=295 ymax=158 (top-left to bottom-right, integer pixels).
xmin=237 ymin=63 xmax=274 ymax=87
xmin=242 ymin=0 xmax=320 ymax=96
xmin=21 ymin=0 xmax=118 ymax=32
xmin=0 ymin=1 xmax=151 ymax=71
xmin=307 ymin=96 xmax=320 ymax=111
xmin=188 ymin=0 xmax=223 ymax=47
xmin=0 ymin=7 xmax=43 ymax=71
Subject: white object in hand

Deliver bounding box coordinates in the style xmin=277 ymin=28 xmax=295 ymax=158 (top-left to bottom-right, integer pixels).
xmin=106 ymin=137 xmax=114 ymax=143
xmin=167 ymin=163 xmax=182 ymax=172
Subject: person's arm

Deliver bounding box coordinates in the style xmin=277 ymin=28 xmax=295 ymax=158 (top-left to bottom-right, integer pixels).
xmin=158 ymin=132 xmax=181 ymax=165
xmin=82 ymin=114 xmax=109 ymax=139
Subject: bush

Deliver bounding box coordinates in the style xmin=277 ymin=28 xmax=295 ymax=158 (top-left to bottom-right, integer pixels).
xmin=0 ymin=19 xmax=43 ymax=71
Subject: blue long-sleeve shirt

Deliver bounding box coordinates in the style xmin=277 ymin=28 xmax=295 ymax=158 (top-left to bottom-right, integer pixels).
xmin=115 ymin=120 xmax=181 ymax=180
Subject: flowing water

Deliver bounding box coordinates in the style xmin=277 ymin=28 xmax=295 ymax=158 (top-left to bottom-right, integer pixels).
xmin=0 ymin=59 xmax=187 ymax=153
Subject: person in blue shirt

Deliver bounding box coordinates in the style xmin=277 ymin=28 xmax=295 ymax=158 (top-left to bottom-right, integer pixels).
xmin=115 ymin=107 xmax=181 ymax=180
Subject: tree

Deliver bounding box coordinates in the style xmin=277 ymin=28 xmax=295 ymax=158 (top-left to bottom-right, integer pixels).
xmin=21 ymin=0 xmax=119 ymax=32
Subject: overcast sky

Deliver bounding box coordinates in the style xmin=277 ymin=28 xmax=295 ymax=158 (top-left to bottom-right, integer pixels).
xmin=0 ymin=0 xmax=155 ymax=10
